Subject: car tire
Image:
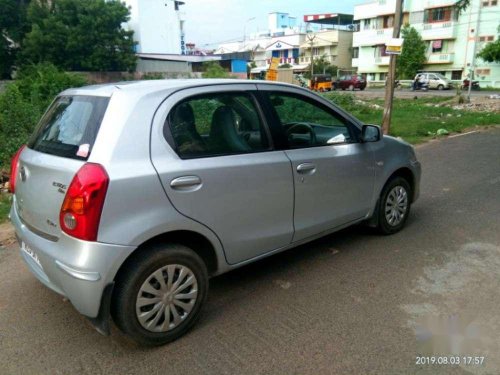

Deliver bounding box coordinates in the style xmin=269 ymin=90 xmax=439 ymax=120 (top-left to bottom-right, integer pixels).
xmin=349 ymin=84 xmax=355 ymax=91
xmin=376 ymin=177 xmax=412 ymax=235
xmin=360 ymin=87 xmax=365 ymax=91
xmin=111 ymin=244 xmax=209 ymax=346
xmin=437 ymin=84 xmax=444 ymax=90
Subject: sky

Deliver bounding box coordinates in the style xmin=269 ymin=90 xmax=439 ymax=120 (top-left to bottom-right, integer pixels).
xmin=182 ymin=0 xmax=360 ymax=48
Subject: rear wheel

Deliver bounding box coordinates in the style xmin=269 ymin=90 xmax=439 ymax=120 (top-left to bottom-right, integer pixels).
xmin=437 ymin=84 xmax=444 ymax=91
xmin=376 ymin=177 xmax=412 ymax=235
xmin=111 ymin=244 xmax=208 ymax=346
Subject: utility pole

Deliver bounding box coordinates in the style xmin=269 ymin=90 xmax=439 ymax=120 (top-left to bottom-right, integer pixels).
xmin=467 ymin=1 xmax=481 ymax=103
xmin=381 ymin=0 xmax=404 ymax=135
xmin=307 ymin=34 xmax=316 ymax=78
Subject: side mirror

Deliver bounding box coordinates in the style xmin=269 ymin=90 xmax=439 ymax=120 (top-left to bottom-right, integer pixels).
xmin=361 ymin=124 xmax=382 ymax=142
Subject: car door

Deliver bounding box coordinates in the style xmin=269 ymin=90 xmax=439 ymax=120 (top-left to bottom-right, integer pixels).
xmin=428 ymin=74 xmax=437 ymax=89
xmin=150 ymin=85 xmax=294 ymax=264
xmin=257 ymin=84 xmax=376 ymax=242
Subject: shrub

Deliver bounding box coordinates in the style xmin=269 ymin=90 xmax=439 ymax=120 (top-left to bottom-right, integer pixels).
xmin=323 ymin=92 xmax=356 ymax=110
xmin=15 ymin=63 xmax=87 ymax=114
xmin=0 ymin=63 xmax=87 ymax=171
xmin=0 ymin=85 xmax=38 ymax=170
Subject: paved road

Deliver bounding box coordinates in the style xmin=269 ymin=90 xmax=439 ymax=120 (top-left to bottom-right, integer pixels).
xmin=337 ymin=87 xmax=498 ymax=99
xmin=1 ymin=128 xmax=499 ymax=375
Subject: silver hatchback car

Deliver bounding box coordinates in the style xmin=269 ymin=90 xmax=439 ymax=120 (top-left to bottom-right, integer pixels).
xmin=10 ymin=79 xmax=420 ymax=345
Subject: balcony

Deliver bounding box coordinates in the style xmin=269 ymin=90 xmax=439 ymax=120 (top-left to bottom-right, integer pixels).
xmin=354 ymin=0 xmax=410 ymax=20
xmin=427 ymin=53 xmax=454 ymax=64
xmin=375 ymin=56 xmax=390 ymax=65
xmin=353 ymin=28 xmax=393 ymax=47
xmin=424 ymin=0 xmax=458 ymax=8
xmin=418 ymin=21 xmax=457 ymax=40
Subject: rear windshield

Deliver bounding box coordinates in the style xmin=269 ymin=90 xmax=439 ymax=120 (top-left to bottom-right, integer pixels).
xmin=28 ymin=95 xmax=109 ymax=160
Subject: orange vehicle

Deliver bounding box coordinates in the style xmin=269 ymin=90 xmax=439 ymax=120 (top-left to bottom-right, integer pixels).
xmin=310 ymin=74 xmax=333 ymax=92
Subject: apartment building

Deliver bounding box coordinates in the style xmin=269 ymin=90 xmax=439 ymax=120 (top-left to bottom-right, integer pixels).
xmin=123 ymin=0 xmax=186 ymax=55
xmin=352 ymin=0 xmax=500 ymax=87
xmin=299 ymin=29 xmax=354 ymax=70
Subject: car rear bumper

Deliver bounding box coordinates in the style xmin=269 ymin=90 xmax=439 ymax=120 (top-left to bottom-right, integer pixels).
xmin=10 ymin=197 xmax=135 ymax=318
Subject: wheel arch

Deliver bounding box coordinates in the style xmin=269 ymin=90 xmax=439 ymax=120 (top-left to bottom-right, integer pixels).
xmin=385 ymin=167 xmax=416 ymax=202
xmin=367 ymin=166 xmax=416 ymax=228
xmin=113 ymin=230 xmax=221 ymax=284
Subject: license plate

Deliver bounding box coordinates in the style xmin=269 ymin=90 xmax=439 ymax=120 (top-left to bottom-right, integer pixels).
xmin=21 ymin=241 xmax=42 ymax=268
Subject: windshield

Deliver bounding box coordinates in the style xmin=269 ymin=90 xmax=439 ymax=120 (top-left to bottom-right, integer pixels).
xmin=27 ymin=95 xmax=109 ymax=160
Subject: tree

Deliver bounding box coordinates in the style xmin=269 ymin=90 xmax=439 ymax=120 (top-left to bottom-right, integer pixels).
xmin=304 ymin=55 xmax=338 ymax=78
xmin=0 ymin=0 xmax=30 ymax=78
xmin=455 ymin=0 xmax=471 ymax=13
xmin=477 ymin=27 xmax=500 ymax=63
xmin=202 ymin=61 xmax=232 ymax=78
xmin=397 ymin=25 xmax=427 ymax=79
xmin=20 ymin=0 xmax=136 ymax=72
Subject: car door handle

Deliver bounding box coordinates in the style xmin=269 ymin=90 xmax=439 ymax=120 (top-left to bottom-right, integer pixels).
xmin=170 ymin=176 xmax=202 ymax=189
xmin=296 ymin=163 xmax=316 ymax=174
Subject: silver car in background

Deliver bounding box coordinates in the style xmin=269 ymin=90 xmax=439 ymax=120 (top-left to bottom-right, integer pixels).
xmin=9 ymin=79 xmax=421 ymax=345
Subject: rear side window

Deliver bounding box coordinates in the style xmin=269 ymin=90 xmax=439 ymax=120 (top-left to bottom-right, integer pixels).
xmin=165 ymin=92 xmax=270 ymax=159
xmin=28 ymin=95 xmax=109 ymax=160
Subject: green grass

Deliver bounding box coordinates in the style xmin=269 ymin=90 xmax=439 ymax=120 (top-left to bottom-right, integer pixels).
xmin=0 ymin=193 xmax=11 ymax=224
xmin=323 ymin=93 xmax=500 ymax=144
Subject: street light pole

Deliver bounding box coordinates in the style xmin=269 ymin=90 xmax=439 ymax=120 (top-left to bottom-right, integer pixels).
xmin=243 ymin=17 xmax=256 ymax=47
xmin=307 ymin=34 xmax=316 ymax=77
xmin=381 ymin=0 xmax=404 ymax=135
xmin=467 ymin=1 xmax=481 ymax=103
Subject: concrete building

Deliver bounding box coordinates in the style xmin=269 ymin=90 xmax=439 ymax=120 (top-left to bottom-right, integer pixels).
xmin=300 ymin=14 xmax=355 ymax=71
xmin=352 ymin=0 xmax=500 ymax=87
xmin=123 ymin=0 xmax=186 ymax=55
xmin=216 ymin=12 xmax=355 ymax=75
xmin=268 ymin=12 xmax=298 ymax=35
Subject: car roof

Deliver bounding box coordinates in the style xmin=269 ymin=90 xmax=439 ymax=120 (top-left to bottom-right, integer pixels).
xmin=61 ymin=79 xmax=299 ymax=98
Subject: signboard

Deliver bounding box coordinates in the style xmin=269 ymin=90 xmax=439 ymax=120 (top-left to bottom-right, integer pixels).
xmin=266 ymin=57 xmax=280 ymax=81
xmin=266 ymin=70 xmax=277 ymax=81
xmin=269 ymin=57 xmax=280 ymax=70
xmin=385 ymin=38 xmax=403 ymax=55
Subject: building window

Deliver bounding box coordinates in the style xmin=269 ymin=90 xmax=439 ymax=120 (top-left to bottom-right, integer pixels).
xmin=376 ymin=45 xmax=389 ymax=57
xmin=432 ymin=40 xmax=443 ymax=53
xmin=476 ymin=69 xmax=490 ymax=75
xmin=483 ymin=0 xmax=498 ymax=6
xmin=379 ymin=72 xmax=387 ymax=81
xmin=451 ymin=70 xmax=462 ymax=80
xmin=352 ymin=47 xmax=359 ymax=58
xmin=432 ymin=8 xmax=445 ymax=21
xmin=383 ymin=15 xmax=394 ymax=28
xmin=368 ymin=73 xmax=376 ymax=81
xmin=363 ymin=18 xmax=371 ymax=30
xmin=312 ymin=47 xmax=320 ymax=56
xmin=426 ymin=7 xmax=452 ymax=23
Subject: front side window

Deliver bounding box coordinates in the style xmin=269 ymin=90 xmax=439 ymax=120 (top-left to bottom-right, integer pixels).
xmin=166 ymin=92 xmax=269 ymax=158
xmin=266 ymin=92 xmax=354 ymax=149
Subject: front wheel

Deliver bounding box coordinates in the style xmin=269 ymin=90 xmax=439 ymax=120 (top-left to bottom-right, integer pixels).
xmin=437 ymin=84 xmax=444 ymax=91
xmin=375 ymin=177 xmax=412 ymax=235
xmin=111 ymin=244 xmax=209 ymax=346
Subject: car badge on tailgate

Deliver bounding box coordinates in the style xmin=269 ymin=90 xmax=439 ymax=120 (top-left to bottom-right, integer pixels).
xmin=52 ymin=182 xmax=67 ymax=194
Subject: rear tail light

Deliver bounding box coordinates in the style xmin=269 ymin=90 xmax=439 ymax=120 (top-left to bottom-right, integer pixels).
xmin=60 ymin=163 xmax=109 ymax=241
xmin=9 ymin=145 xmax=26 ymax=193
